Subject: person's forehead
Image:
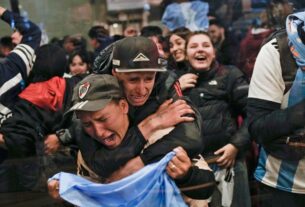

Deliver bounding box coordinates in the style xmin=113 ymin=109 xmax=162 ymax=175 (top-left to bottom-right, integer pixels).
xmin=188 ymin=34 xmax=210 ymax=43
xmin=170 ymin=34 xmax=184 ymax=42
xmin=208 ymin=24 xmax=221 ymax=31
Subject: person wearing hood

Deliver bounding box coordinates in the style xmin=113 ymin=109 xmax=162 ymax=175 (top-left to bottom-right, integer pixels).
xmin=0 ymin=44 xmax=82 ymax=192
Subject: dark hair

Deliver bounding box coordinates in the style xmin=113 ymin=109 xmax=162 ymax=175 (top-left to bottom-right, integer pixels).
xmin=0 ymin=36 xmax=15 ymax=49
xmin=209 ymin=18 xmax=224 ymax=28
xmin=165 ymin=27 xmax=191 ymax=67
xmin=167 ymin=27 xmax=191 ymax=40
xmin=68 ymin=50 xmax=92 ymax=73
xmin=28 ymin=44 xmax=67 ymax=83
xmin=140 ymin=26 xmax=163 ymax=37
xmin=88 ymin=26 xmax=109 ymax=39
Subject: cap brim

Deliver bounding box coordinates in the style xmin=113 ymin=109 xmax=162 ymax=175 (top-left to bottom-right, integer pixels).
xmin=65 ymin=99 xmax=112 ymax=116
xmin=115 ymin=68 xmax=167 ymax=73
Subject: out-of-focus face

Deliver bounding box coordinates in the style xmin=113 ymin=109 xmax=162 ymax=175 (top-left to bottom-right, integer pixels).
xmin=186 ymin=33 xmax=216 ymax=71
xmin=149 ymin=36 xmax=165 ymax=58
xmin=0 ymin=46 xmax=12 ymax=57
xmin=69 ymin=55 xmax=88 ymax=75
xmin=89 ymin=38 xmax=100 ymax=49
xmin=77 ymin=100 xmax=129 ymax=149
xmin=11 ymin=30 xmax=22 ymax=45
xmin=208 ymin=24 xmax=224 ymax=44
xmin=63 ymin=41 xmax=75 ymax=54
xmin=124 ymin=26 xmax=138 ymax=37
xmin=113 ymin=71 xmax=156 ymax=107
xmin=169 ymin=34 xmax=186 ymax=62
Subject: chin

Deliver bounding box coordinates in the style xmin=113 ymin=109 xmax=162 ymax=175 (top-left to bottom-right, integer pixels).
xmin=194 ymin=66 xmax=209 ymax=71
xmin=131 ymin=101 xmax=145 ymax=106
xmin=129 ymin=98 xmax=148 ymax=106
xmin=106 ymin=143 xmax=117 ymax=149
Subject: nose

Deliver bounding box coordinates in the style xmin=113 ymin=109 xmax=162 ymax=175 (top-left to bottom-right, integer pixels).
xmin=92 ymin=123 xmax=107 ymax=139
xmin=135 ymin=80 xmax=147 ymax=95
xmin=196 ymin=45 xmax=205 ymax=52
xmin=173 ymin=44 xmax=178 ymax=52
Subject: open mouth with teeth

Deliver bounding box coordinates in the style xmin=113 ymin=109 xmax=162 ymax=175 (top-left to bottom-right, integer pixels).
xmin=130 ymin=94 xmax=148 ymax=105
xmin=195 ymin=55 xmax=207 ymax=61
xmin=101 ymin=134 xmax=116 ymax=147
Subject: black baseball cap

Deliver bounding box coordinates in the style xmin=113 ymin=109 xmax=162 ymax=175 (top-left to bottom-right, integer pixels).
xmin=67 ymin=74 xmax=123 ymax=113
xmin=112 ymin=36 xmax=167 ymax=72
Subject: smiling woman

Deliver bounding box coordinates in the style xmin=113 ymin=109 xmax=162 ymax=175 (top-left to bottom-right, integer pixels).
xmin=166 ymin=27 xmax=191 ymax=77
xmin=178 ymin=31 xmax=251 ymax=207
xmin=185 ymin=32 xmax=216 ymax=71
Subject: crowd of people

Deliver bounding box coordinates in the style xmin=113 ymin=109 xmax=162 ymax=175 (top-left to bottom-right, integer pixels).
xmin=0 ymin=0 xmax=305 ymax=206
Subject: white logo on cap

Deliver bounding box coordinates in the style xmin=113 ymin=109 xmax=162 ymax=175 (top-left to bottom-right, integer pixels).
xmin=79 ymin=82 xmax=90 ymax=99
xmin=133 ymin=53 xmax=150 ymax=62
xmin=113 ymin=59 xmax=120 ymax=66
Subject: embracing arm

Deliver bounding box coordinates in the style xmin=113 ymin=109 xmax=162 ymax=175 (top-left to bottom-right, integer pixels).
xmin=80 ymin=98 xmax=197 ymax=179
xmin=139 ymin=99 xmax=202 ymax=165
xmin=78 ymin=126 xmax=147 ymax=179
xmin=105 ymin=92 xmax=202 ymax=179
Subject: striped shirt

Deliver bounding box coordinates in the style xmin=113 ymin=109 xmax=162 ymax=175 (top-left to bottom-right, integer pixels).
xmin=0 ymin=44 xmax=35 ymax=125
xmin=249 ymin=38 xmax=305 ymax=193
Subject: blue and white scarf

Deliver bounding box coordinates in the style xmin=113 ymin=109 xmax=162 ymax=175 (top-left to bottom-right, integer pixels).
xmin=286 ymin=11 xmax=305 ymax=106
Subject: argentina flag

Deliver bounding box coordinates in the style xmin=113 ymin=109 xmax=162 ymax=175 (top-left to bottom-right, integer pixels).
xmin=161 ymin=1 xmax=209 ymax=31
xmin=49 ymin=152 xmax=187 ymax=207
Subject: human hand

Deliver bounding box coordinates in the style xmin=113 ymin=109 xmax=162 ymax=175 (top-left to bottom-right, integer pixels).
xmin=138 ymin=99 xmax=195 ymax=139
xmin=215 ymin=144 xmax=238 ymax=168
xmin=0 ymin=7 xmax=6 ymax=16
xmin=44 ymin=134 xmax=61 ymax=155
xmin=155 ymin=99 xmax=195 ymax=129
xmin=47 ymin=180 xmax=63 ymax=201
xmin=166 ymin=147 xmax=191 ymax=180
xmin=178 ymin=73 xmax=198 ymax=91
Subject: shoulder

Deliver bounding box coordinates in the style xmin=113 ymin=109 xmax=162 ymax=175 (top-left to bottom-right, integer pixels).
xmin=249 ymin=38 xmax=285 ymax=103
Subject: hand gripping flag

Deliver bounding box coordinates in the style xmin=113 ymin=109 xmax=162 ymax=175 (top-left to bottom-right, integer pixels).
xmin=49 ymin=152 xmax=187 ymax=207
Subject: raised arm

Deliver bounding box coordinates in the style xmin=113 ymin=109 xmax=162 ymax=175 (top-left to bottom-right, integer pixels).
xmin=0 ymin=6 xmax=41 ymax=109
xmin=0 ymin=6 xmax=41 ymax=48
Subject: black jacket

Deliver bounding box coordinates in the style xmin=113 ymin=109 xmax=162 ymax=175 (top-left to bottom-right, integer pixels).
xmin=74 ymin=43 xmax=215 ymax=199
xmin=184 ymin=62 xmax=250 ymax=158
xmin=0 ymin=76 xmax=81 ymax=158
xmin=75 ymin=71 xmax=203 ymax=174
